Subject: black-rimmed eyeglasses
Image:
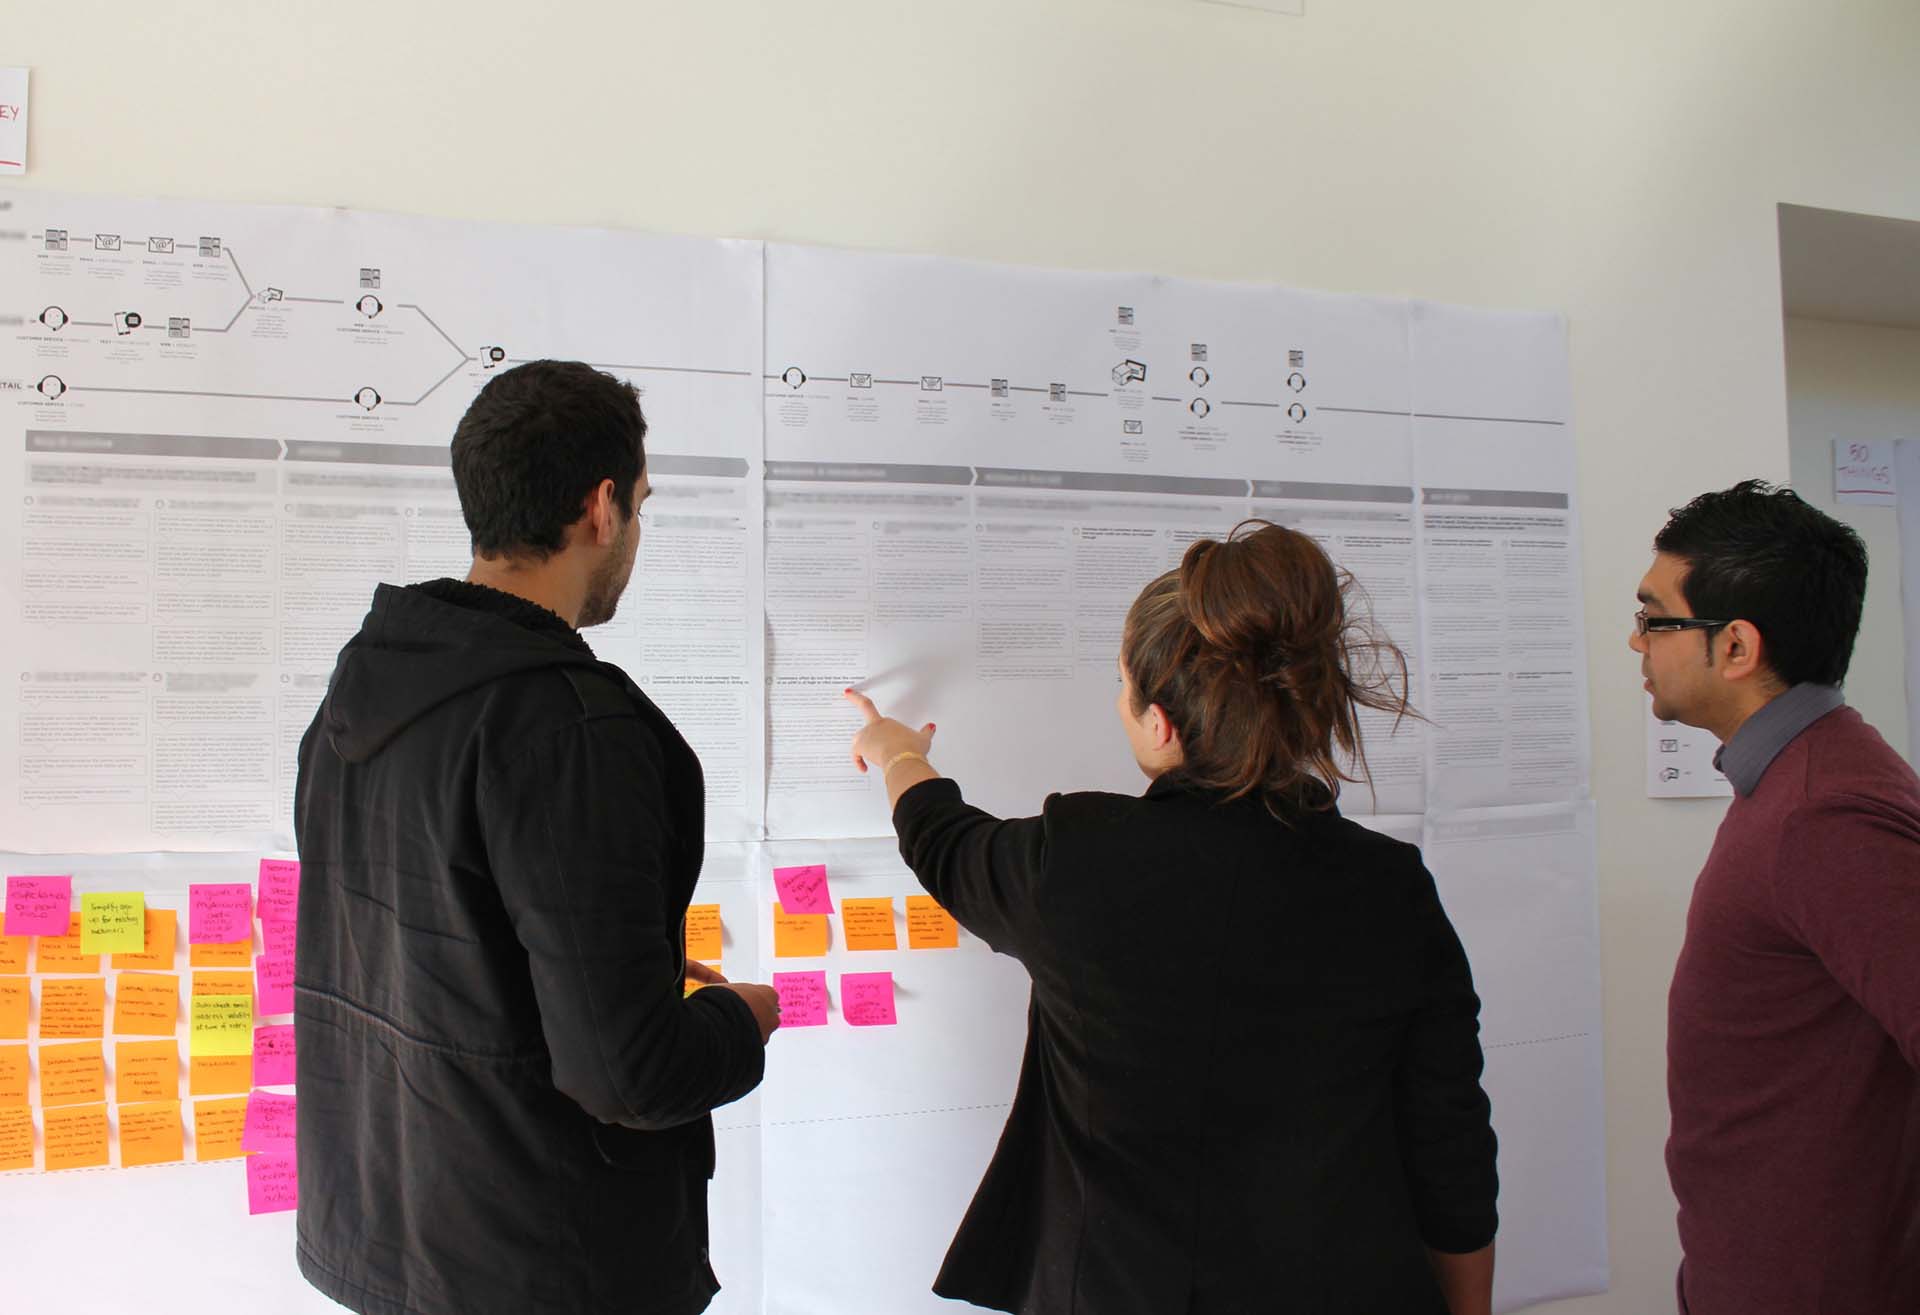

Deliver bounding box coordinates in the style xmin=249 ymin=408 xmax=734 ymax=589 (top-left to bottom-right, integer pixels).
xmin=1634 ymin=608 xmax=1730 ymax=637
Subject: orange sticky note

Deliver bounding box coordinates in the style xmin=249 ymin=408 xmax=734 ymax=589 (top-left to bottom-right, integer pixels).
xmin=685 ymin=905 xmax=723 ymax=961
xmin=684 ymin=963 xmax=721 ymax=996
xmin=190 ymin=937 xmax=253 ymax=968
xmin=0 ymin=1044 xmax=27 ymax=1104
xmin=192 ymin=969 xmax=253 ymax=998
xmin=112 ymin=972 xmax=180 ymax=1036
xmin=116 ymin=1039 xmax=181 ymax=1104
xmin=905 ymin=896 xmax=959 ymax=950
xmin=38 ymin=976 xmax=106 ymax=1039
xmin=44 ymin=1102 xmax=110 ymax=1171
xmin=189 ymin=1054 xmax=252 ymax=1097
xmin=0 ymin=934 xmax=27 ymax=974
xmin=772 ymin=903 xmax=830 ymax=958
xmin=0 ymin=977 xmax=26 ymax=1041
xmin=0 ymin=1105 xmax=31 ymax=1170
xmin=194 ymin=1095 xmax=250 ymax=1160
xmin=112 ymin=909 xmax=177 ymax=971
xmin=841 ymin=898 xmax=899 ymax=951
xmin=34 ymin=914 xmax=101 ymax=974
xmin=39 ymin=1040 xmax=105 ymax=1107
xmin=118 ymin=1099 xmax=185 ymax=1167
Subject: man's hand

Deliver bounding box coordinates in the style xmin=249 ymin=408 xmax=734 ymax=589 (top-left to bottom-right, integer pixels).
xmin=684 ymin=960 xmax=729 ymax=986
xmin=712 ymin=981 xmax=782 ymax=1043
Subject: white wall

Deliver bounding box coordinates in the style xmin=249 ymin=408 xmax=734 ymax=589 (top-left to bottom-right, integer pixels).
xmin=1784 ymin=316 xmax=1917 ymax=763
xmin=10 ymin=3 xmax=1920 ymax=1311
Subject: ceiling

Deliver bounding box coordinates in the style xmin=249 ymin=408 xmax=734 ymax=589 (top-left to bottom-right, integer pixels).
xmin=1778 ymin=202 xmax=1920 ymax=330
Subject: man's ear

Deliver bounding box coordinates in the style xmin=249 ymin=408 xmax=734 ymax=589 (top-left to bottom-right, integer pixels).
xmin=1718 ymin=620 xmax=1769 ymax=685
xmin=582 ymin=478 xmax=619 ymax=548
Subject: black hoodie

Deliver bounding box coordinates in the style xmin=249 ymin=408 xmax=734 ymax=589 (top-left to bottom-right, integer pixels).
xmin=293 ymin=579 xmax=764 ymax=1315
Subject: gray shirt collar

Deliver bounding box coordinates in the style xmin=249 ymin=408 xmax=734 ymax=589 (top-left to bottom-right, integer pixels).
xmin=1712 ymin=684 xmax=1845 ymax=796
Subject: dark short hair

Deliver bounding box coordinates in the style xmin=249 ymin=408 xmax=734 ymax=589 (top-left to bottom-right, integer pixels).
xmin=1653 ymin=480 xmax=1868 ymax=687
xmin=450 ymin=360 xmax=646 ymax=559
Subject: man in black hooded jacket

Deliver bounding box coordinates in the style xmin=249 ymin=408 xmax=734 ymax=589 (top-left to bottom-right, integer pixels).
xmin=294 ymin=360 xmax=779 ymax=1315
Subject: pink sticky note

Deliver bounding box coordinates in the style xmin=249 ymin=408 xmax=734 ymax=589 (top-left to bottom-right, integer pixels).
xmin=189 ymin=883 xmax=252 ymax=945
xmin=255 ymin=953 xmax=295 ymax=1016
xmin=771 ymin=971 xmax=829 ymax=1027
xmin=772 ymin=865 xmax=833 ymax=916
xmin=253 ymin=1024 xmax=296 ymax=1086
xmin=841 ymin=972 xmax=899 ymax=1027
xmin=5 ymin=874 xmax=72 ymax=937
xmin=247 ymin=1151 xmax=299 ymax=1215
xmin=256 ymin=860 xmax=300 ymax=924
xmin=261 ymin=917 xmax=295 ymax=959
xmin=242 ymin=1089 xmax=297 ymax=1152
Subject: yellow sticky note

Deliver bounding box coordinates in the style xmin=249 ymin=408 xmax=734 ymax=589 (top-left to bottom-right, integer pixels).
xmin=0 ymin=1105 xmax=31 ymax=1170
xmin=685 ymin=905 xmax=724 ymax=962
xmin=905 ymin=896 xmax=960 ymax=950
xmin=112 ymin=909 xmax=177 ymax=971
xmin=0 ymin=1044 xmax=27 ymax=1104
xmin=190 ymin=994 xmax=253 ymax=1057
xmin=38 ymin=976 xmax=107 ymax=1039
xmin=0 ymin=934 xmax=27 ymax=975
xmin=112 ymin=972 xmax=180 ymax=1036
xmin=189 ymin=1054 xmax=252 ymax=1097
xmin=34 ymin=914 xmax=101 ymax=974
xmin=190 ymin=937 xmax=253 ymax=968
xmin=116 ymin=1039 xmax=181 ymax=1104
xmin=192 ymin=970 xmax=253 ymax=998
xmin=44 ymin=1102 xmax=110 ymax=1171
xmin=842 ymin=898 xmax=899 ymax=951
xmin=80 ymin=893 xmax=147 ymax=955
xmin=772 ymin=903 xmax=830 ymax=958
xmin=194 ymin=1095 xmax=250 ymax=1161
xmin=118 ymin=1099 xmax=185 ymax=1167
xmin=39 ymin=1040 xmax=106 ymax=1107
xmin=0 ymin=977 xmax=26 ymax=1040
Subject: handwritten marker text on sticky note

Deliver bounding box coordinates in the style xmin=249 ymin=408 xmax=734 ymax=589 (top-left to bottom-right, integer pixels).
xmin=256 ymin=953 xmax=295 ymax=1015
xmin=0 ymin=1044 xmax=27 ymax=1103
xmin=80 ymin=893 xmax=146 ymax=954
xmin=39 ymin=1040 xmax=105 ymax=1107
xmin=772 ymin=904 xmax=830 ymax=958
xmin=190 ymin=993 xmax=253 ymax=1057
xmin=253 ymin=1024 xmax=296 ymax=1086
xmin=190 ymin=1054 xmax=252 ymax=1097
xmin=684 ymin=904 xmax=723 ymax=961
xmin=116 ymin=1038 xmax=182 ymax=1103
xmin=0 ymin=977 xmax=27 ymax=1040
xmin=37 ymin=976 xmax=106 ymax=1039
xmin=0 ymin=932 xmax=26 ymax=974
xmin=841 ymin=972 xmax=899 ymax=1026
xmin=112 ymin=973 xmax=180 ymax=1037
xmin=5 ymin=874 xmax=71 ymax=937
xmin=120 ymin=1099 xmax=186 ymax=1167
xmin=43 ymin=1102 xmax=110 ymax=1171
xmin=261 ymin=917 xmax=295 ymax=959
xmin=242 ymin=1089 xmax=297 ymax=1152
xmin=257 ymin=859 xmax=300 ymax=923
xmin=771 ymin=971 xmax=829 ymax=1027
xmin=772 ymin=865 xmax=833 ymax=916
xmin=194 ymin=1096 xmax=250 ymax=1160
xmin=841 ymin=897 xmax=898 ymax=950
xmin=0 ymin=1105 xmax=31 ymax=1171
xmin=188 ymin=883 xmax=251 ymax=945
xmin=112 ymin=908 xmax=176 ymax=971
xmin=905 ymin=895 xmax=959 ymax=949
xmin=33 ymin=913 xmax=100 ymax=973
xmin=248 ymin=1150 xmax=300 ymax=1214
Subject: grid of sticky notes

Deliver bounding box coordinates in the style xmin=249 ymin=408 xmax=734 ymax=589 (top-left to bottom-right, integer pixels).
xmin=1 ymin=861 xmax=302 ymax=1211
xmin=761 ymin=864 xmax=961 ymax=1030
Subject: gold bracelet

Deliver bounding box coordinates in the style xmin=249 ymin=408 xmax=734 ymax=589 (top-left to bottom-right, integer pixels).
xmin=881 ymin=750 xmax=930 ymax=776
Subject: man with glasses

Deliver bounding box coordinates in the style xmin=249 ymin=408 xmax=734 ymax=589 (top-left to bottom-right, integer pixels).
xmin=1630 ymin=480 xmax=1920 ymax=1314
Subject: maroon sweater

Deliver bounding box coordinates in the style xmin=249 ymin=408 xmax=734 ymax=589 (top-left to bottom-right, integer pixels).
xmin=1668 ymin=705 xmax=1920 ymax=1314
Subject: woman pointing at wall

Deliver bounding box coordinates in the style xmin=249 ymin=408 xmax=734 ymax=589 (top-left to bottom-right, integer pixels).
xmin=846 ymin=519 xmax=1499 ymax=1315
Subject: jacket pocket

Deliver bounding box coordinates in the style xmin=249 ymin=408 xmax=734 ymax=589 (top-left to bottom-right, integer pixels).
xmin=588 ymin=1119 xmax=695 ymax=1175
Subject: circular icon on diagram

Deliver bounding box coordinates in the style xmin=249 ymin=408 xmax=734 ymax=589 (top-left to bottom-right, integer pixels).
xmin=354 ymin=386 xmax=382 ymax=412
xmin=1188 ymin=366 xmax=1210 ymax=387
xmin=1287 ymin=371 xmax=1307 ymax=393
xmin=114 ymin=311 xmax=143 ymax=335
xmin=781 ymin=366 xmax=807 ymax=389
xmin=1189 ymin=398 xmax=1212 ymax=419
xmin=36 ymin=375 xmax=68 ymax=400
xmin=356 ymin=295 xmax=384 ymax=320
xmin=39 ymin=306 xmax=69 ymax=332
xmin=480 ymin=346 xmax=508 ymax=369
xmin=1287 ymin=402 xmax=1308 ymax=423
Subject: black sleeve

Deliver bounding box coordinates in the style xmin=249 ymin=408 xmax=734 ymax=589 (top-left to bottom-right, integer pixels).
xmin=891 ymin=777 xmax=1049 ymax=961
xmin=480 ymin=715 xmax=765 ymax=1130
xmin=1393 ymin=862 xmax=1500 ymax=1253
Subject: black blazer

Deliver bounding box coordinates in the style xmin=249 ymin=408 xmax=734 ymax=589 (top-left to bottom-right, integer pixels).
xmin=894 ymin=773 xmax=1497 ymax=1315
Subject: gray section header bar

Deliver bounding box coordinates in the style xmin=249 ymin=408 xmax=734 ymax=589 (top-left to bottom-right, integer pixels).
xmin=28 ymin=430 xmax=280 ymax=461
xmin=648 ymin=454 xmax=750 ymax=478
xmin=1422 ymin=487 xmax=1569 ymax=509
xmin=976 ymin=467 xmax=1248 ymax=497
xmin=766 ymin=461 xmax=973 ymax=486
xmin=285 ymin=440 xmax=451 ymax=467
xmin=1250 ymin=480 xmax=1414 ymax=503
